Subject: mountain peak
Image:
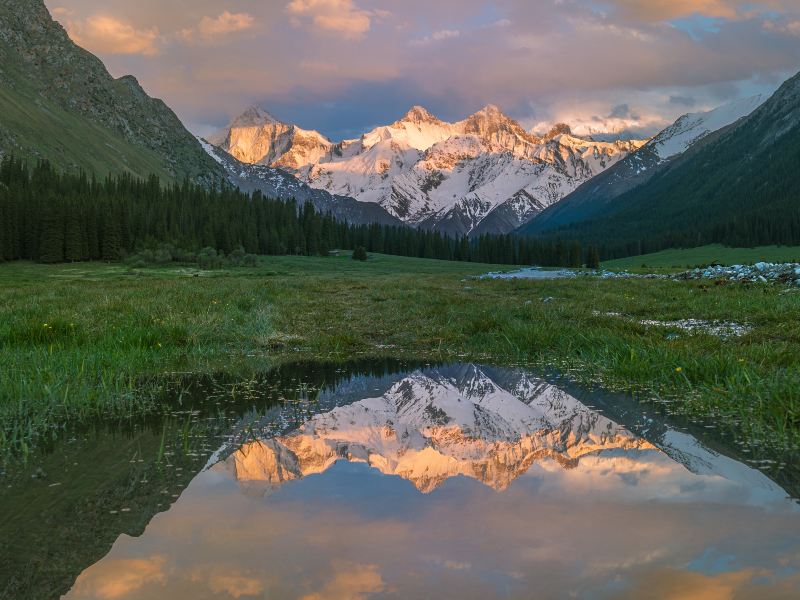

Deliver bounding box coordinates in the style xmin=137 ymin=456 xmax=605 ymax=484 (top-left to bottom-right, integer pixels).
xmin=465 ymin=104 xmax=515 ymax=126
xmin=544 ymin=123 xmax=573 ymax=140
xmin=478 ymin=103 xmax=503 ymax=115
xmin=399 ymin=105 xmax=440 ymax=124
xmin=230 ymin=105 xmax=283 ymax=128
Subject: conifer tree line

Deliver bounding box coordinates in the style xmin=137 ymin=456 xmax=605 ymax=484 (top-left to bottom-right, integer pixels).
xmin=0 ymin=157 xmax=601 ymax=267
xmin=561 ymin=210 xmax=800 ymax=262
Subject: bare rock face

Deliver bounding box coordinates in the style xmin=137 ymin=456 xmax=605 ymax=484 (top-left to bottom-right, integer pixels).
xmin=545 ymin=123 xmax=573 ymax=140
xmin=208 ymin=106 xmax=333 ymax=170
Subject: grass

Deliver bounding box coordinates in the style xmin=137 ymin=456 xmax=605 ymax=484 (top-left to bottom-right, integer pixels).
xmin=0 ymin=66 xmax=171 ymax=180
xmin=603 ymin=244 xmax=800 ymax=272
xmin=1 ymin=253 xmax=799 ymax=454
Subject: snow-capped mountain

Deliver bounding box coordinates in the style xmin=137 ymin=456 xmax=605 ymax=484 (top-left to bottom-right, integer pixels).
xmin=648 ymin=94 xmax=767 ymax=160
xmin=207 ymin=106 xmax=333 ymax=171
xmin=520 ymin=94 xmax=768 ymax=235
xmin=210 ymin=105 xmax=645 ymax=235
xmin=198 ymin=137 xmax=402 ymax=226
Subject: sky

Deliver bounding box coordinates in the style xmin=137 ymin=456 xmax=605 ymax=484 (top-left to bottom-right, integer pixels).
xmin=45 ymin=0 xmax=800 ymax=141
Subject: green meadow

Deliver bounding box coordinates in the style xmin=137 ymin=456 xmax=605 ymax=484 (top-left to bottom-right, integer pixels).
xmin=604 ymin=244 xmax=800 ymax=272
xmin=1 ymin=253 xmax=799 ymax=455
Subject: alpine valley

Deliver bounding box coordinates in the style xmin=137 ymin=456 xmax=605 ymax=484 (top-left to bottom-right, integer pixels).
xmin=4 ymin=2 xmax=800 ymax=599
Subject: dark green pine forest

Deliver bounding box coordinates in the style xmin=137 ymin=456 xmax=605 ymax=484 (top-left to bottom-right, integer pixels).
xmin=0 ymin=156 xmax=599 ymax=268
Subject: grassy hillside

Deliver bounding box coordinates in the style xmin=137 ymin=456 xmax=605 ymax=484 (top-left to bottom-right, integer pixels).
xmin=0 ymin=65 xmax=170 ymax=179
xmin=0 ymin=0 xmax=221 ymax=182
xmin=604 ymin=244 xmax=800 ymax=271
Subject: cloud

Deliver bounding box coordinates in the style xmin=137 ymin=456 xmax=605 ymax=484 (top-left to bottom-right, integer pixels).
xmin=609 ymin=103 xmax=632 ymax=118
xmin=198 ymin=11 xmax=255 ymax=37
xmin=609 ymin=0 xmax=742 ymax=21
xmin=618 ymin=567 xmax=788 ymax=600
xmin=607 ymin=0 xmax=800 ymax=22
xmin=46 ymin=0 xmax=800 ymax=140
xmin=300 ymin=562 xmax=387 ymax=600
xmin=50 ymin=6 xmax=72 ymax=18
xmin=65 ymin=14 xmax=160 ymax=56
xmin=669 ymin=95 xmax=698 ymax=107
xmin=190 ymin=569 xmax=265 ymax=598
xmin=286 ymin=0 xmax=387 ymax=39
xmin=764 ymin=18 xmax=800 ymax=37
xmin=530 ymin=96 xmax=671 ymax=140
xmin=70 ymin=555 xmax=168 ymax=599
xmin=410 ymin=29 xmax=461 ymax=46
xmin=178 ymin=11 xmax=256 ymax=43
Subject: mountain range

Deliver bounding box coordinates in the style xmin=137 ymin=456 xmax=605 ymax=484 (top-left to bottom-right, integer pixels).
xmin=208 ymin=105 xmax=645 ymax=235
xmin=213 ymin=365 xmax=655 ymax=495
xmin=0 ymin=0 xmax=399 ymax=226
xmin=198 ymin=138 xmax=402 ymax=226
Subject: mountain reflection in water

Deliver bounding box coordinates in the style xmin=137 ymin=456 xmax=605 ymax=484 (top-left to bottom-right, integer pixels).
xmin=63 ymin=364 xmax=800 ymax=600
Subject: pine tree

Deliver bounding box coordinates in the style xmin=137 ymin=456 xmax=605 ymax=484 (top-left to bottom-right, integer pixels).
xmin=64 ymin=206 xmax=87 ymax=262
xmin=101 ymin=206 xmax=122 ymax=262
xmin=586 ymin=245 xmax=601 ymax=270
xmin=568 ymin=241 xmax=582 ymax=268
xmin=38 ymin=196 xmax=65 ymax=263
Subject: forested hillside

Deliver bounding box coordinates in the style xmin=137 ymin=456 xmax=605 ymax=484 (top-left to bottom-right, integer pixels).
xmin=0 ymin=157 xmax=594 ymax=267
xmin=525 ymin=71 xmax=800 ymax=258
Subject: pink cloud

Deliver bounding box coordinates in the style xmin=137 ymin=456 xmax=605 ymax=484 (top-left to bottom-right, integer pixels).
xmin=286 ymin=0 xmax=388 ymax=39
xmin=299 ymin=562 xmax=387 ymax=600
xmin=65 ymin=14 xmax=160 ymax=56
xmin=45 ymin=0 xmax=800 ymax=140
xmin=608 ymin=0 xmax=795 ymax=21
xmin=198 ymin=11 xmax=255 ymax=37
xmin=69 ymin=555 xmax=168 ymax=599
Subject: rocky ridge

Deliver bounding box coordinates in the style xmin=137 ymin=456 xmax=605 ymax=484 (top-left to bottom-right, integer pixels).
xmin=0 ymin=0 xmax=222 ymax=182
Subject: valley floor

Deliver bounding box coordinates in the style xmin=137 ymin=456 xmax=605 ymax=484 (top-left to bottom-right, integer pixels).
xmin=1 ymin=253 xmax=798 ymax=454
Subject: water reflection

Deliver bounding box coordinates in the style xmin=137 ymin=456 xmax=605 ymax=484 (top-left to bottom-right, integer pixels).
xmin=56 ymin=364 xmax=799 ymax=599
xmin=217 ymin=365 xmax=655 ymax=495
xmin=1 ymin=360 xmax=411 ymax=600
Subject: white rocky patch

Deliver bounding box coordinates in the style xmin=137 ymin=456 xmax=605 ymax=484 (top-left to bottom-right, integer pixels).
xmin=679 ymin=262 xmax=800 ymax=285
xmin=593 ymin=312 xmax=751 ymax=338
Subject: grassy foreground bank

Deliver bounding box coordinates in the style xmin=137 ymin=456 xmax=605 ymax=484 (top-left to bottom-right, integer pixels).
xmin=1 ymin=254 xmax=799 ymax=453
